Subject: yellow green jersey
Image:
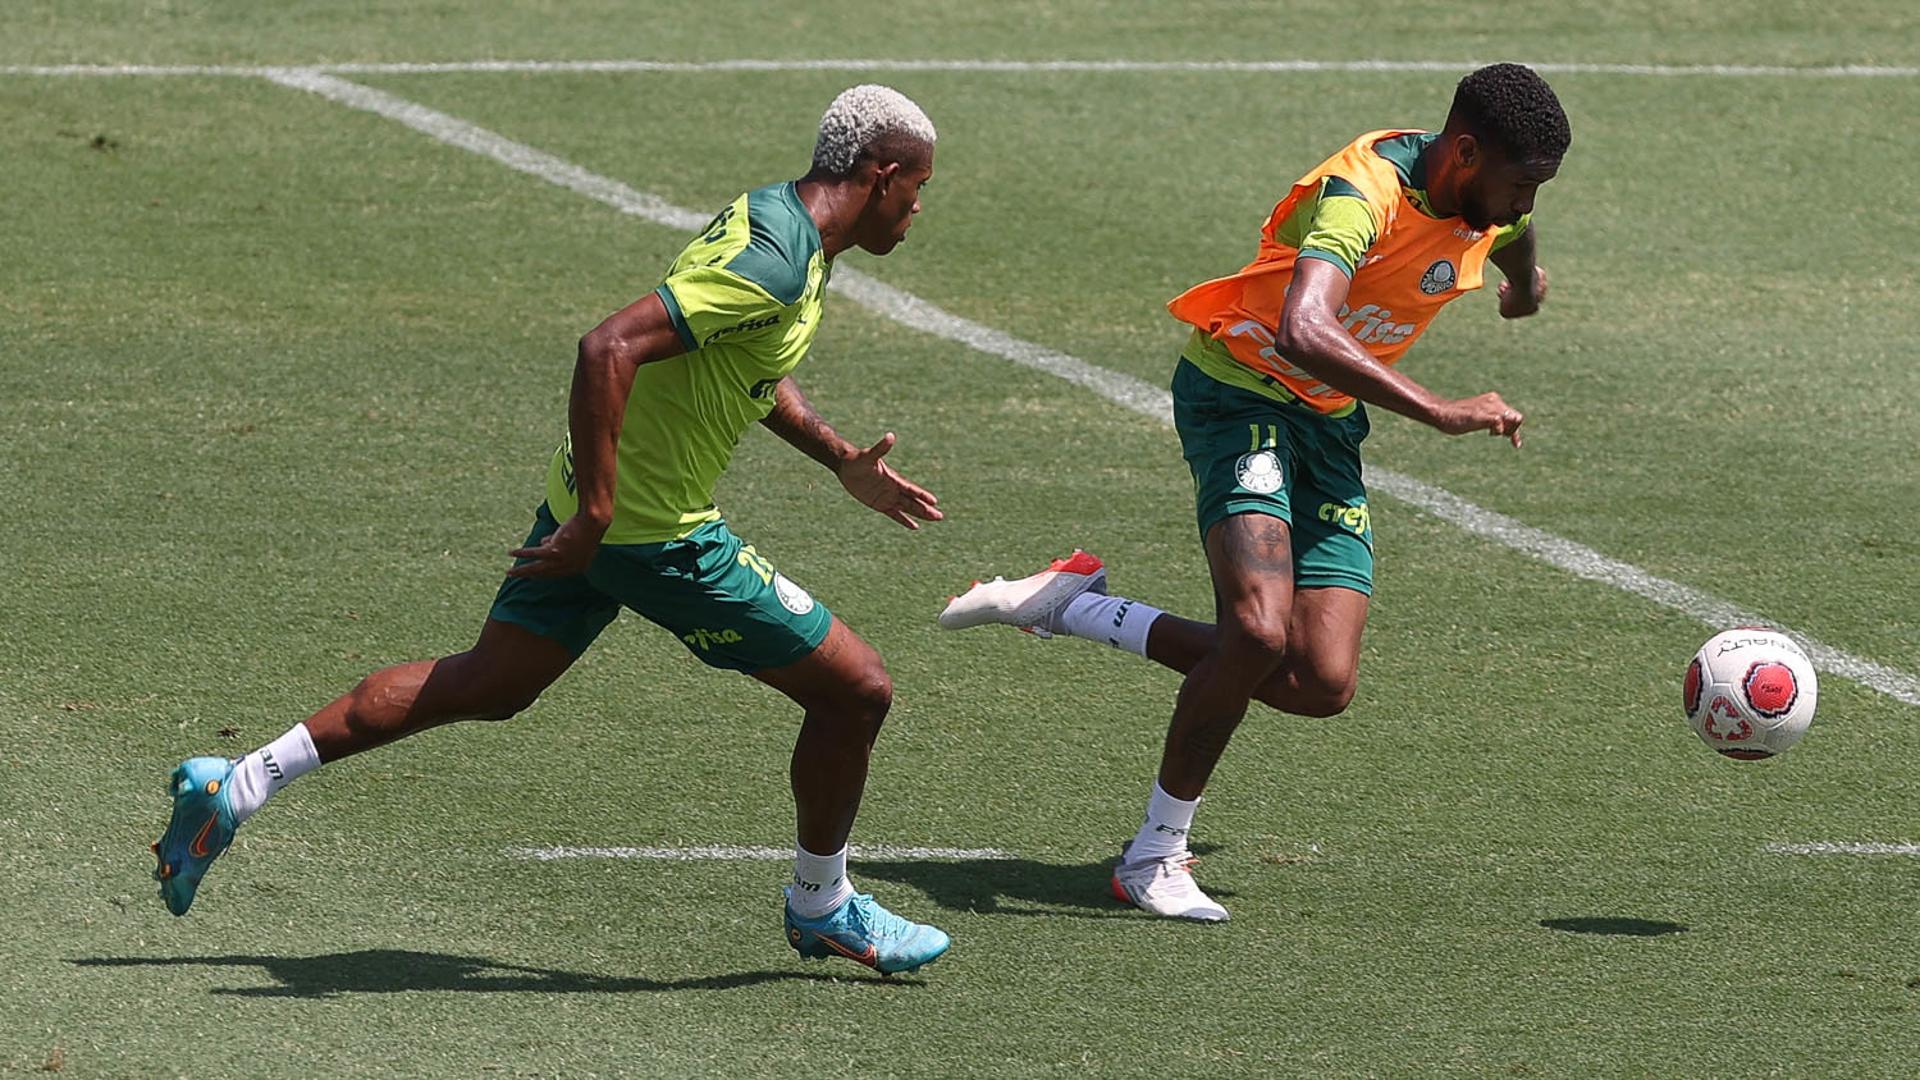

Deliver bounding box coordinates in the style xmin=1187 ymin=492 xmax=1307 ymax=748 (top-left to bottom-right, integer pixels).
xmin=544 ymin=181 xmax=831 ymax=544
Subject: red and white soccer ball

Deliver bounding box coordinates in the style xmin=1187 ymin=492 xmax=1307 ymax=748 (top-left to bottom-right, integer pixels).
xmin=1683 ymin=628 xmax=1818 ymax=760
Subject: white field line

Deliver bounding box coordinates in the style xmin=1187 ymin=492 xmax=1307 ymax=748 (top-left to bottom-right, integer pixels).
xmin=1766 ymin=842 xmax=1920 ymax=857
xmin=264 ymin=70 xmax=1920 ymax=709
xmin=506 ymin=844 xmax=1013 ymax=862
xmin=8 ymin=58 xmax=1920 ymax=78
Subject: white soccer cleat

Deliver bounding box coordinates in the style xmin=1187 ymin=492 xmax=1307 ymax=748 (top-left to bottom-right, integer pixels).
xmin=937 ymin=550 xmax=1107 ymax=638
xmin=1110 ymin=846 xmax=1230 ymax=922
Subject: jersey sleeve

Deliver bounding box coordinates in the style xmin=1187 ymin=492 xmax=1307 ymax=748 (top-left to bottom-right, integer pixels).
xmin=655 ymin=266 xmax=785 ymax=354
xmin=1277 ymin=176 xmax=1383 ymax=277
xmin=1490 ymin=212 xmax=1533 ymax=253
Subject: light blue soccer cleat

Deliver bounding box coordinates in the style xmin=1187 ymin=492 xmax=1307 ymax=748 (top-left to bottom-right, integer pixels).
xmin=152 ymin=756 xmax=239 ymax=916
xmin=784 ymin=892 xmax=951 ymax=975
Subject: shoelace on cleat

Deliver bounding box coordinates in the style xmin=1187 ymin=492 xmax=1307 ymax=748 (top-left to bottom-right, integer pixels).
xmin=848 ymin=895 xmax=914 ymax=939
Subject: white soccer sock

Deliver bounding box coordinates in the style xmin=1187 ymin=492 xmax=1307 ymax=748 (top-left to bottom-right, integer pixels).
xmin=1127 ymin=781 xmax=1200 ymax=862
xmin=788 ymin=844 xmax=857 ymax=918
xmin=1056 ymin=593 xmax=1162 ymax=656
xmin=225 ymin=723 xmax=323 ymax=824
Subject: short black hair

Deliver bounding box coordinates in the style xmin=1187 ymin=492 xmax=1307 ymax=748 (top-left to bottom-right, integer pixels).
xmin=1448 ymin=63 xmax=1570 ymax=161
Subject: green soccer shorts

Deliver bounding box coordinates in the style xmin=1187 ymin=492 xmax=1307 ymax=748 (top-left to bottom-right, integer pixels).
xmin=489 ymin=505 xmax=833 ymax=672
xmin=1171 ymin=358 xmax=1376 ymax=595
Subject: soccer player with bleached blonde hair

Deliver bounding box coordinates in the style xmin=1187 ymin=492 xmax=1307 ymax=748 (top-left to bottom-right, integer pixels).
xmin=155 ymin=85 xmax=951 ymax=974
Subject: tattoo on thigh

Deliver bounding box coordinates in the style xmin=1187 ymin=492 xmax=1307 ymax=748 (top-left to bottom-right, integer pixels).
xmin=1224 ymin=516 xmax=1294 ymax=577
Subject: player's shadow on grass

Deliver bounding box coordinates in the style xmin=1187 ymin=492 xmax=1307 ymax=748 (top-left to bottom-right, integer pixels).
xmin=72 ymin=950 xmax=905 ymax=998
xmin=858 ymin=845 xmax=1235 ymax=919
xmin=1539 ymin=917 xmax=1689 ymax=937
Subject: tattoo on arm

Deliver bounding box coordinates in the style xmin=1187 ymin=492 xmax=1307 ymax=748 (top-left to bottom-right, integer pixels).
xmin=761 ymin=377 xmax=852 ymax=470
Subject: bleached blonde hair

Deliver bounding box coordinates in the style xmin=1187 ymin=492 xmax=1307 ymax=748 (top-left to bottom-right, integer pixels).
xmin=809 ymin=84 xmax=936 ymax=177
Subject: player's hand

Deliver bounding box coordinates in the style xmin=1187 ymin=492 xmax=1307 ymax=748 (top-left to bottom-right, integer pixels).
xmin=1498 ymin=264 xmax=1548 ymax=319
xmin=507 ymin=511 xmax=607 ymax=578
xmin=1432 ymin=393 xmax=1526 ymax=448
xmin=837 ymin=432 xmax=944 ymax=530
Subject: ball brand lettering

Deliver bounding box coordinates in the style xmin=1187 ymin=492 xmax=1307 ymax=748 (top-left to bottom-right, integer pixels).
xmin=1742 ymin=662 xmax=1799 ymax=718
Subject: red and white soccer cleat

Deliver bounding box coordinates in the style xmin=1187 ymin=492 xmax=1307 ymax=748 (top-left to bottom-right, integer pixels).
xmin=936 ymin=551 xmax=1107 ymax=638
xmin=1110 ymin=843 xmax=1230 ymax=922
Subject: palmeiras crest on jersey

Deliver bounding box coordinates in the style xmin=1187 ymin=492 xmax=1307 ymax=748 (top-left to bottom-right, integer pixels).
xmin=1235 ymin=450 xmax=1285 ymax=494
xmin=1419 ymin=259 xmax=1457 ymax=295
xmin=774 ymin=573 xmax=816 ymax=616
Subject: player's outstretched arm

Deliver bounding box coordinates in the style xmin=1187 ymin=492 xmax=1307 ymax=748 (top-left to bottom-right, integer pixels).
xmin=1278 ymin=258 xmax=1526 ymax=447
xmin=508 ymin=292 xmax=687 ymax=578
xmin=1490 ymin=223 xmax=1548 ymax=319
xmin=760 ymin=376 xmax=943 ymax=530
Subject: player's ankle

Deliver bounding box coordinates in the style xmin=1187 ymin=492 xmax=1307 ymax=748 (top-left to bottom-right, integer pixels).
xmin=1126 ymin=781 xmax=1199 ymax=861
xmin=226 ymin=723 xmax=322 ymax=824
xmin=1057 ymin=593 xmax=1161 ymax=654
xmin=788 ymin=844 xmax=856 ymax=918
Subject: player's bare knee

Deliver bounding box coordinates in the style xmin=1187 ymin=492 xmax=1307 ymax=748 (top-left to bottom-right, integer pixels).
xmin=1295 ymin=680 xmax=1357 ymax=718
xmin=1220 ymin=609 xmax=1289 ymax=665
xmin=827 ymin=663 xmax=892 ymax=736
xmin=854 ymin=667 xmax=894 ymax=726
xmin=1293 ymin=660 xmax=1358 ymax=717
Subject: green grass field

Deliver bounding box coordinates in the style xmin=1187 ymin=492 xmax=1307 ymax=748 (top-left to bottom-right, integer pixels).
xmin=6 ymin=3 xmax=1920 ymax=1076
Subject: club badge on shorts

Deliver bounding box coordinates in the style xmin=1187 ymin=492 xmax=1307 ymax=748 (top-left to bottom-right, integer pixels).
xmin=773 ymin=573 xmax=816 ymax=615
xmin=1235 ymin=449 xmax=1284 ymax=494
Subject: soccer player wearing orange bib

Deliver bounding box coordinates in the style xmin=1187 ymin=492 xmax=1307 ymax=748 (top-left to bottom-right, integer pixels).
xmin=942 ymin=64 xmax=1570 ymax=920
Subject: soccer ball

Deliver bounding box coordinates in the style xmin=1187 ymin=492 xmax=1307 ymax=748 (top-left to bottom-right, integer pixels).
xmin=1682 ymin=628 xmax=1818 ymax=760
